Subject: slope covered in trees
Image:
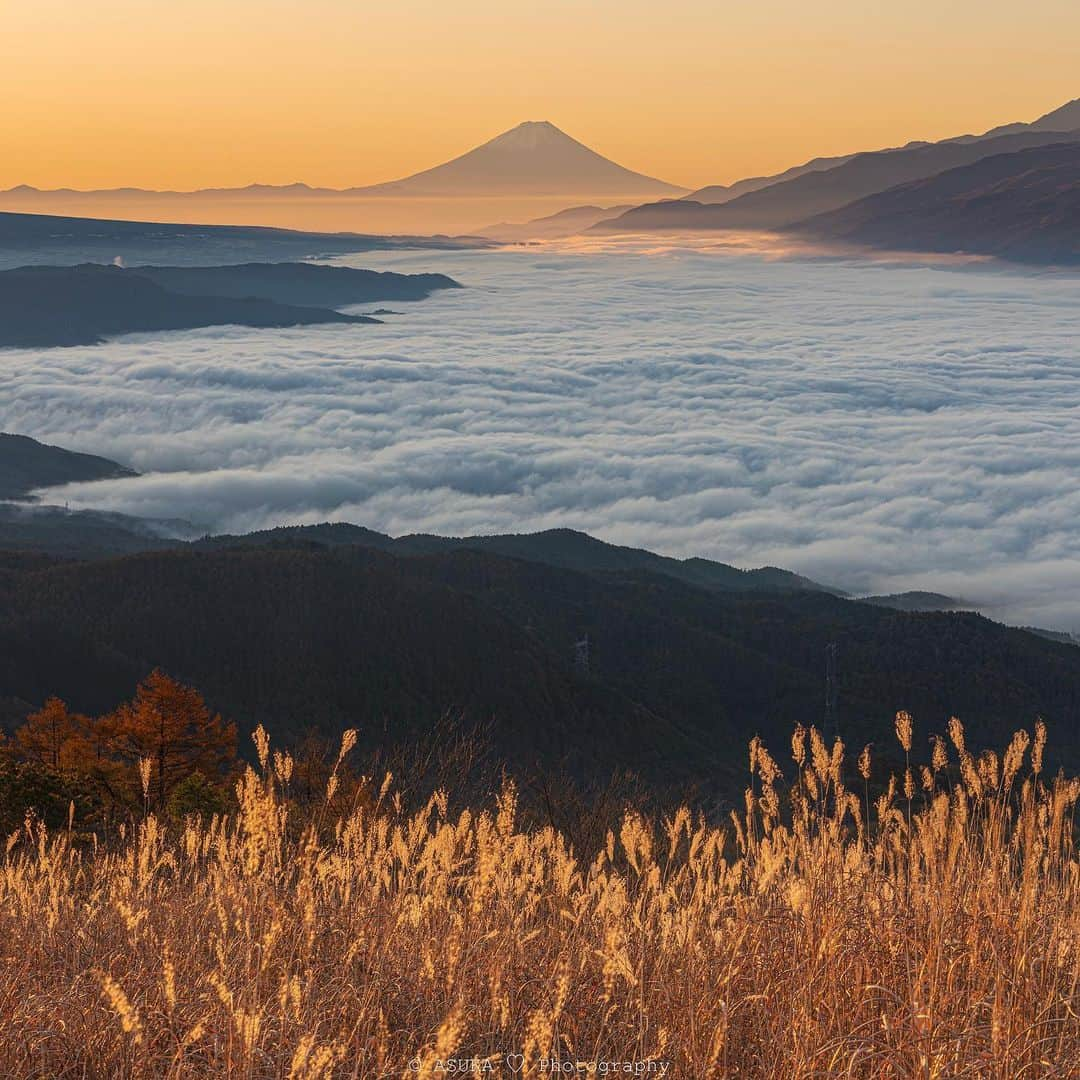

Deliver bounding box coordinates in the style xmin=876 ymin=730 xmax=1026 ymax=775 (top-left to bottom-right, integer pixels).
xmin=133 ymin=263 xmax=460 ymax=306
xmin=0 ymin=264 xmax=377 ymax=347
xmin=0 ymin=432 xmax=136 ymax=500
xmin=2 ymin=671 xmax=235 ymax=831
xmin=1 ymin=542 xmax=1077 ymax=797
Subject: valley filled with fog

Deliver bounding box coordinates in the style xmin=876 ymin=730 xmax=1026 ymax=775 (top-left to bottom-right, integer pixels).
xmin=3 ymin=239 xmax=1078 ymax=630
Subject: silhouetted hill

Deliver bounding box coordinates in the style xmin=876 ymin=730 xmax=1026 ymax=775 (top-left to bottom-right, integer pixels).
xmin=135 ymin=263 xmax=459 ymax=306
xmin=686 ymin=153 xmax=859 ymax=205
xmin=391 ymin=528 xmax=836 ymax=593
xmin=0 ymin=546 xmax=706 ymax=784
xmin=476 ymin=204 xmax=633 ymax=242
xmin=1021 ymin=626 xmax=1080 ymax=646
xmin=682 ymin=100 xmax=1080 ymax=209
xmin=0 ymin=264 xmax=378 ymax=347
xmin=0 ymin=433 xmax=136 ymax=500
xmin=861 ymin=591 xmax=968 ymax=612
xmin=0 ymin=513 xmax=835 ymax=596
xmin=596 ymin=129 xmax=1080 ymax=232
xmin=1 ymin=124 xmax=683 ymax=208
xmin=193 ymin=523 xmax=838 ymax=595
xmin=0 ymin=210 xmax=484 ymax=269
xmin=793 ymin=141 xmax=1080 ymax=264
xmin=0 ymin=506 xmax=837 ymax=596
xmin=1028 ymin=97 xmax=1080 ymax=132
xmin=983 ymin=97 xmax=1080 ymax=138
xmin=0 ymin=504 xmax=188 ymax=559
xmin=2 ymin=543 xmax=1079 ymax=795
xmin=349 ymin=121 xmax=684 ymax=197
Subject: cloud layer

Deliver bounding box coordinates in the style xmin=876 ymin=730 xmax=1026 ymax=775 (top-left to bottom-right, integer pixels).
xmin=3 ymin=240 xmax=1080 ymax=630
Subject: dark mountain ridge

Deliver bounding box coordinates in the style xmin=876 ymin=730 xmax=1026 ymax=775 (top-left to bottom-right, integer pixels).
xmin=0 ymin=264 xmax=377 ymax=348
xmin=2 ymin=430 xmax=1077 ymax=792
xmin=594 ymin=128 xmax=1080 ymax=233
xmin=794 ymin=141 xmax=1080 ymax=264
xmin=2 ymin=540 xmax=1078 ymax=797
xmin=0 ymin=433 xmax=137 ymax=500
xmin=193 ymin=522 xmax=840 ymax=595
xmin=0 ymin=210 xmax=485 ymax=269
xmin=134 ymin=263 xmax=459 ymax=306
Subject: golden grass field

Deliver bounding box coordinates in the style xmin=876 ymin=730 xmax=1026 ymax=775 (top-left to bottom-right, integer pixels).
xmin=2 ymin=716 xmax=1078 ymax=1078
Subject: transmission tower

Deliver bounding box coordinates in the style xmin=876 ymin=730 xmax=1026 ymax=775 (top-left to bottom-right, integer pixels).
xmin=574 ymin=634 xmax=590 ymax=676
xmin=825 ymin=642 xmax=839 ymax=741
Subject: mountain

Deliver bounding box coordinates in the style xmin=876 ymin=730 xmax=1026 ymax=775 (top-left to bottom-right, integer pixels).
xmin=0 ymin=433 xmax=136 ymax=500
xmin=0 ymin=467 xmax=836 ymax=595
xmin=983 ymin=97 xmax=1080 ymax=138
xmin=0 ymin=210 xmax=484 ymax=270
xmin=133 ymin=263 xmax=459 ymax=306
xmin=860 ymin=591 xmax=969 ymax=613
xmin=475 ymin=204 xmax=634 ymax=242
xmin=352 ymin=121 xmax=685 ymax=197
xmin=793 ymin=141 xmax=1080 ymax=264
xmin=0 ymin=123 xmax=684 ymax=208
xmin=686 ymin=152 xmax=860 ymax=205
xmin=676 ymin=99 xmax=1080 ymax=208
xmin=2 ymin=478 xmax=1078 ymax=791
xmin=196 ymin=523 xmax=838 ymax=595
xmin=593 ymin=128 xmax=1080 ymax=233
xmin=1029 ymin=97 xmax=1080 ymax=132
xmin=3 ymin=540 xmax=1080 ymax=796
xmin=0 ymin=504 xmax=189 ymax=559
xmin=0 ymin=264 xmax=379 ymax=348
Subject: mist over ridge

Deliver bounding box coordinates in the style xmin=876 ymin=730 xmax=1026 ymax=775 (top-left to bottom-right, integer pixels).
xmin=4 ymin=241 xmax=1080 ymax=632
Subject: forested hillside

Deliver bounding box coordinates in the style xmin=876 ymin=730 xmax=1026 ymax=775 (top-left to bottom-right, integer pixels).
xmin=2 ymin=540 xmax=1077 ymax=797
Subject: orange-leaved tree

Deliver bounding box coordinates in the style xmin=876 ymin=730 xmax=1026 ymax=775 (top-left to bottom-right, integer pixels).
xmin=11 ymin=697 xmax=91 ymax=772
xmin=7 ymin=696 xmax=127 ymax=822
xmin=103 ymin=670 xmax=237 ymax=810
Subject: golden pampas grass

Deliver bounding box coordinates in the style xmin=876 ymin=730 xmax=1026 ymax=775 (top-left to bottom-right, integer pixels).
xmin=1 ymin=720 xmax=1077 ymax=1077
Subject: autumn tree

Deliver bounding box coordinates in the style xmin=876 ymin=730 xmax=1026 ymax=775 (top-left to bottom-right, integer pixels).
xmin=11 ymin=697 xmax=90 ymax=772
xmin=104 ymin=671 xmax=237 ymax=810
xmin=6 ymin=697 xmax=125 ymax=827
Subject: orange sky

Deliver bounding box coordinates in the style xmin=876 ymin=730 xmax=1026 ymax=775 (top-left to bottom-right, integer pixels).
xmin=3 ymin=0 xmax=1079 ymax=192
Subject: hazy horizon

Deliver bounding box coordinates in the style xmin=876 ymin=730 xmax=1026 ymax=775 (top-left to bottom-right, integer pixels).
xmin=3 ymin=1 xmax=1079 ymax=195
xmin=4 ymin=91 xmax=1078 ymax=236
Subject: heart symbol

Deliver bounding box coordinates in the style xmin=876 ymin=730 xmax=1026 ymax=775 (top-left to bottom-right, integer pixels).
xmin=505 ymin=1053 xmax=525 ymax=1074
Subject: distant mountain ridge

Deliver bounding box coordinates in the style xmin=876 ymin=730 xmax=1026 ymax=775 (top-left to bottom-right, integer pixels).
xmin=679 ymin=99 xmax=1079 ymax=208
xmin=195 ymin=522 xmax=839 ymax=596
xmin=133 ymin=263 xmax=459 ymax=306
xmin=587 ymin=96 xmax=1080 ymax=240
xmin=686 ymin=152 xmax=860 ymax=205
xmin=0 ymin=433 xmax=136 ymax=500
xmin=0 ymin=210 xmax=484 ymax=269
xmin=1 ymin=122 xmax=685 ymax=204
xmin=0 ymin=261 xmax=462 ymax=348
xmin=982 ymin=97 xmax=1080 ymax=138
xmin=0 ymin=264 xmax=378 ymax=348
xmin=355 ymin=121 xmax=685 ymax=197
xmin=475 ymin=203 xmax=634 ymax=242
xmin=795 ymin=141 xmax=1080 ymax=264
xmin=0 ymin=437 xmax=836 ymax=595
xmin=594 ymin=127 xmax=1080 ymax=233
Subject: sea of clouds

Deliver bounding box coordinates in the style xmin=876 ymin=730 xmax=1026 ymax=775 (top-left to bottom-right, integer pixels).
xmin=3 ymin=239 xmax=1080 ymax=630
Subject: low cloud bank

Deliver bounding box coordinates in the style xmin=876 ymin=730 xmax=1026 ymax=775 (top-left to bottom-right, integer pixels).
xmin=4 ymin=245 xmax=1080 ymax=630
